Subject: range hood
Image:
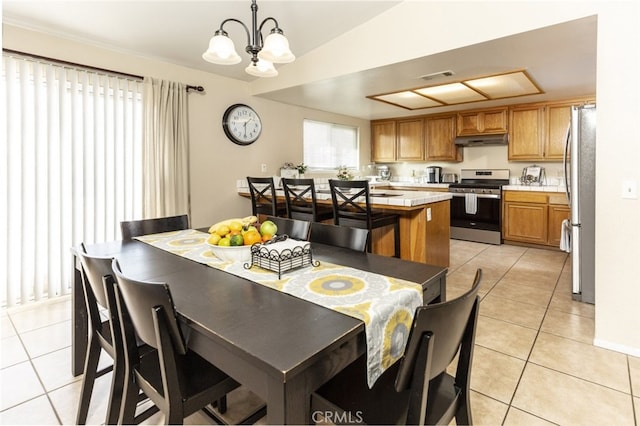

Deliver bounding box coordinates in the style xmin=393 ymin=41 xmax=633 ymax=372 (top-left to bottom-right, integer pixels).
xmin=454 ymin=133 xmax=509 ymax=146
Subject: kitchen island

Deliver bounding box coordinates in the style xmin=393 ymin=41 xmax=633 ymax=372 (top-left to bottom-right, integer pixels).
xmin=237 ymin=187 xmax=452 ymax=268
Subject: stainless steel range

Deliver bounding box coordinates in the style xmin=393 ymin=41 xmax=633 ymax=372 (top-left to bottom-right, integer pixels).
xmin=449 ymin=169 xmax=510 ymax=245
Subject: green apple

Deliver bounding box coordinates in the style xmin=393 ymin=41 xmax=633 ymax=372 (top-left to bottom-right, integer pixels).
xmin=259 ymin=220 xmax=278 ymax=237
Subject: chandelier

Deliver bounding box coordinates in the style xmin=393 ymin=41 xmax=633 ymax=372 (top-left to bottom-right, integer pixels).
xmin=202 ymin=0 xmax=295 ymax=77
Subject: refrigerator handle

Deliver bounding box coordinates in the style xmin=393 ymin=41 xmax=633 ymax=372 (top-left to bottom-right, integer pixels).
xmin=563 ymin=122 xmax=571 ymax=205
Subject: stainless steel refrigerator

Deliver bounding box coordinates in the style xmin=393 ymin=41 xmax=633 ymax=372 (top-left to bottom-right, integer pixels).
xmin=563 ymin=104 xmax=596 ymax=304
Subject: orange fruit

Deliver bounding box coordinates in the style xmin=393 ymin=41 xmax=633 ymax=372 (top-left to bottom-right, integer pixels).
xmin=243 ymin=230 xmax=262 ymax=246
xmin=262 ymin=234 xmax=273 ymax=242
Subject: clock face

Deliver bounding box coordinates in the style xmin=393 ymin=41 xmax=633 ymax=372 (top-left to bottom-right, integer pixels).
xmin=222 ymin=104 xmax=262 ymax=145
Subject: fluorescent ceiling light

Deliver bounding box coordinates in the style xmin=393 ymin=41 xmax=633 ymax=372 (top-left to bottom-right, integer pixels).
xmin=368 ymin=70 xmax=542 ymax=110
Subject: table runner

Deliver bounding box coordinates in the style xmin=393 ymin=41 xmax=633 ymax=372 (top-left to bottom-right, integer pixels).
xmin=134 ymin=229 xmax=423 ymax=387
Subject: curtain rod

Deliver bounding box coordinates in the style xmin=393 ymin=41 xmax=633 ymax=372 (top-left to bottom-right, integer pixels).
xmin=2 ymin=48 xmax=205 ymax=92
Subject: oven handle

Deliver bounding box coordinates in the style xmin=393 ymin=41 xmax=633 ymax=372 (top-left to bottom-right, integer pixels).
xmin=449 ymin=192 xmax=501 ymax=200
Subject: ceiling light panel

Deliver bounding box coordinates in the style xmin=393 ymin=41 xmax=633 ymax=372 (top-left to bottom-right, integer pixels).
xmin=371 ymin=91 xmax=443 ymax=110
xmin=466 ymin=71 xmax=541 ymax=99
xmin=415 ymin=83 xmax=486 ymax=104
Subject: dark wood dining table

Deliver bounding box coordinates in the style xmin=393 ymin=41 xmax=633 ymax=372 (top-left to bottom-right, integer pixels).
xmin=71 ymin=234 xmax=447 ymax=424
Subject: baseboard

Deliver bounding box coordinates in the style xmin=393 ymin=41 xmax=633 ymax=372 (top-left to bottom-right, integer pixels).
xmin=593 ymin=338 xmax=640 ymax=357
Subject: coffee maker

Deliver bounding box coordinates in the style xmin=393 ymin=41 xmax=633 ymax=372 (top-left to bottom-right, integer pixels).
xmin=425 ymin=166 xmax=442 ymax=183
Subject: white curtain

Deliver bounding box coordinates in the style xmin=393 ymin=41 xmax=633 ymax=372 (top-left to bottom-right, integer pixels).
xmin=1 ymin=53 xmax=143 ymax=307
xmin=142 ymin=77 xmax=190 ymax=218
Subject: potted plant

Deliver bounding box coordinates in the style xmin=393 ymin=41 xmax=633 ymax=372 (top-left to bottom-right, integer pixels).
xmin=296 ymin=163 xmax=308 ymax=177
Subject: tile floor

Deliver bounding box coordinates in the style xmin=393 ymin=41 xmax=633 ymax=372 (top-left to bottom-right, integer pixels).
xmin=1 ymin=240 xmax=639 ymax=425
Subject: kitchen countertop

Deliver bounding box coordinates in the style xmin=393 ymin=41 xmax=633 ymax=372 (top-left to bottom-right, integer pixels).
xmin=503 ymin=184 xmax=567 ymax=193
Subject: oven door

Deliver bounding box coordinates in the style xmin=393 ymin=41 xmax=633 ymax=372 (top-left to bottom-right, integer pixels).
xmin=450 ymin=192 xmax=502 ymax=232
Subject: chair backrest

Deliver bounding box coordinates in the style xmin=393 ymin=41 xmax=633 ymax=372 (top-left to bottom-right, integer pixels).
xmin=329 ymin=179 xmax=373 ymax=225
xmin=112 ymin=259 xmax=187 ymax=355
xmin=309 ymin=222 xmax=369 ymax=252
xmin=266 ymin=216 xmax=310 ymax=241
xmin=120 ymin=214 xmax=189 ymax=240
xmin=247 ymin=176 xmax=279 ymax=217
xmin=281 ymin=178 xmax=320 ymax=220
xmin=77 ymin=243 xmax=121 ymax=348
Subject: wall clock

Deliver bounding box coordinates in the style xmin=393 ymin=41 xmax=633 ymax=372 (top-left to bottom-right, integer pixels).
xmin=222 ymin=104 xmax=262 ymax=145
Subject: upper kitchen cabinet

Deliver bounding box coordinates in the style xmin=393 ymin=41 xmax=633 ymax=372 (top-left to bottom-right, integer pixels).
xmin=396 ymin=118 xmax=425 ymax=161
xmin=425 ymin=114 xmax=462 ymax=162
xmin=508 ymin=98 xmax=595 ymax=161
xmin=456 ymin=107 xmax=508 ymax=136
xmin=371 ymin=118 xmax=424 ymax=162
xmin=371 ymin=120 xmax=396 ymax=162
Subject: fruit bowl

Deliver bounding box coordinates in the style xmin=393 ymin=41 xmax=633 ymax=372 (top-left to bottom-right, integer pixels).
xmin=208 ymin=243 xmax=252 ymax=263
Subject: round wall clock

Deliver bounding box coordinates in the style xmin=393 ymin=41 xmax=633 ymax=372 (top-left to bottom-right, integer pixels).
xmin=222 ymin=104 xmax=262 ymax=145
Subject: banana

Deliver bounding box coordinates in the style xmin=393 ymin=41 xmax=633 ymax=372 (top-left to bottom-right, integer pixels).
xmin=208 ymin=215 xmax=258 ymax=234
xmin=208 ymin=218 xmax=242 ymax=234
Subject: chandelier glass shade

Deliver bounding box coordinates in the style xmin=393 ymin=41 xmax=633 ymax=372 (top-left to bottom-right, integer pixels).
xmin=202 ymin=0 xmax=295 ymax=77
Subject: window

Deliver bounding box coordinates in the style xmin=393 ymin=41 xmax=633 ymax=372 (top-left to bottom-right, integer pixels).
xmin=1 ymin=53 xmax=143 ymax=307
xmin=303 ymin=119 xmax=359 ymax=170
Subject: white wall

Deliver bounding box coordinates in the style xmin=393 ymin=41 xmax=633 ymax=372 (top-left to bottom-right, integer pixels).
xmin=2 ymin=25 xmax=370 ymax=229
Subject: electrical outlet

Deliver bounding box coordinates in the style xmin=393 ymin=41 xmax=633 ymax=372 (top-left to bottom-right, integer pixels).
xmin=622 ymin=180 xmax=638 ymax=199
xmin=261 ymin=164 xmax=267 ymax=173
xmin=427 ymin=207 xmax=432 ymax=221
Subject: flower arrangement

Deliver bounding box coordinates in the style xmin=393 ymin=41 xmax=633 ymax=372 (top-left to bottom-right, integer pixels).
xmin=336 ymin=166 xmax=353 ymax=181
xmin=296 ymin=163 xmax=308 ymax=174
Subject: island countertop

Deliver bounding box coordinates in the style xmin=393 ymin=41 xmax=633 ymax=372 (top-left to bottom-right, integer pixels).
xmin=237 ymin=185 xmax=451 ymax=268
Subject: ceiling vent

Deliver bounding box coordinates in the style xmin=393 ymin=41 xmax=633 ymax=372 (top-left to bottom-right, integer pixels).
xmin=419 ymin=70 xmax=455 ymax=81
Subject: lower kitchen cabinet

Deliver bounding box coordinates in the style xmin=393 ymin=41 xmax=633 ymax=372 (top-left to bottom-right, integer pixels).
xmin=503 ymin=191 xmax=570 ymax=247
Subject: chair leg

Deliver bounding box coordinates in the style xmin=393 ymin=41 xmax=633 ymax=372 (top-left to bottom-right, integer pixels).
xmin=106 ymin=358 xmax=126 ymax=425
xmin=76 ymin=339 xmax=101 ymax=425
xmin=455 ymin=397 xmax=472 ymax=426
xmin=118 ymin=375 xmax=140 ymax=425
xmin=393 ymin=221 xmax=400 ymax=258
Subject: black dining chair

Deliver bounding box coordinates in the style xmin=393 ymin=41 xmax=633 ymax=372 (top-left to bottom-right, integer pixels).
xmin=120 ymin=214 xmax=189 ymax=240
xmin=112 ymin=260 xmax=266 ymax=425
xmin=329 ymin=179 xmax=400 ymax=257
xmin=75 ymin=244 xmax=128 ymax=425
xmin=266 ymin=215 xmax=311 ymax=241
xmin=281 ymin=178 xmax=334 ymax=223
xmin=247 ymin=176 xmax=287 ymax=218
xmin=309 ymin=222 xmax=369 ymax=252
xmin=311 ymin=269 xmax=482 ymax=426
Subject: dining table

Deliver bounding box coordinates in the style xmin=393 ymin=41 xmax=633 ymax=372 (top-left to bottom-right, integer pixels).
xmin=71 ymin=231 xmax=447 ymax=424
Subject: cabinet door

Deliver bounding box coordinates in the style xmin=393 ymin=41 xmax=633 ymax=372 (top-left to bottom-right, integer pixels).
xmin=371 ymin=121 xmax=396 ymax=162
xmin=548 ymin=205 xmax=571 ymax=246
xmin=545 ymin=104 xmax=572 ymax=160
xmin=457 ymin=111 xmax=483 ymax=135
xmin=396 ymin=118 xmax=424 ymax=161
xmin=508 ymin=106 xmax=544 ymax=160
xmin=482 ymin=109 xmax=508 ymax=134
xmin=503 ymin=202 xmax=548 ymax=244
xmin=425 ymin=114 xmax=461 ymax=161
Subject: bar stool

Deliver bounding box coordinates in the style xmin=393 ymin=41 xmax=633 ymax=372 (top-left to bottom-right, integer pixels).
xmin=247 ymin=176 xmax=287 ymax=218
xmin=329 ymin=179 xmax=400 ymax=257
xmin=281 ymin=178 xmax=333 ymax=223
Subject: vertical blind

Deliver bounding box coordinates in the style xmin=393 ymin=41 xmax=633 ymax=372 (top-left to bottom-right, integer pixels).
xmin=1 ymin=54 xmax=144 ymax=307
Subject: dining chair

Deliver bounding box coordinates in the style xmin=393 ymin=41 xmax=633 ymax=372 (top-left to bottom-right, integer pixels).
xmin=309 ymin=222 xmax=369 ymax=252
xmin=281 ymin=178 xmax=333 ymax=223
xmin=112 ymin=259 xmax=266 ymax=425
xmin=120 ymin=214 xmax=189 ymax=240
xmin=329 ymin=179 xmax=400 ymax=257
xmin=247 ymin=176 xmax=287 ymax=218
xmin=266 ymin=215 xmax=311 ymax=241
xmin=75 ymin=244 xmax=128 ymax=425
xmin=311 ymin=269 xmax=482 ymax=425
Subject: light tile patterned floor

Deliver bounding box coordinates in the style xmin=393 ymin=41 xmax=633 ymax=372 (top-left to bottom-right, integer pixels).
xmin=1 ymin=240 xmax=638 ymax=425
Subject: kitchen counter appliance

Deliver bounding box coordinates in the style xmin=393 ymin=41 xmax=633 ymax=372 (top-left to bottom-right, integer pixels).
xmin=449 ymin=169 xmax=510 ymax=245
xmin=376 ymin=165 xmax=391 ymax=181
xmin=564 ymin=104 xmax=596 ymax=304
xmin=425 ymin=166 xmax=442 ymax=183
